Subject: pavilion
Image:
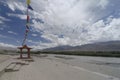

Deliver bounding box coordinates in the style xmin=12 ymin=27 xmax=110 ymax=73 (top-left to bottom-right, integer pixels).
xmin=18 ymin=45 xmax=32 ymax=59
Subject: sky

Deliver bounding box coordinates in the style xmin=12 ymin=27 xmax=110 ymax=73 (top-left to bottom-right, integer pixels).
xmin=0 ymin=0 xmax=120 ymax=49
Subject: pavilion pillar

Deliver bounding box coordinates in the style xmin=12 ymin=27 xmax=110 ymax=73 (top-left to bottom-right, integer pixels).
xmin=20 ymin=48 xmax=23 ymax=59
xmin=28 ymin=49 xmax=30 ymax=58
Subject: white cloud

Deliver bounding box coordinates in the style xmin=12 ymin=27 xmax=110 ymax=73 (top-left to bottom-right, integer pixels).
xmin=6 ymin=0 xmax=26 ymax=12
xmin=98 ymin=0 xmax=109 ymax=9
xmin=32 ymin=34 xmax=38 ymax=37
xmin=7 ymin=13 xmax=26 ymax=20
xmin=41 ymin=33 xmax=70 ymax=45
xmin=0 ymin=16 xmax=10 ymax=22
xmin=5 ymin=0 xmax=120 ymax=49
xmin=0 ymin=42 xmax=16 ymax=48
xmin=8 ymin=31 xmax=17 ymax=35
xmin=27 ymin=39 xmax=40 ymax=45
xmin=0 ymin=16 xmax=6 ymax=21
xmin=31 ymin=0 xmax=120 ymax=49
xmin=16 ymin=40 xmax=20 ymax=43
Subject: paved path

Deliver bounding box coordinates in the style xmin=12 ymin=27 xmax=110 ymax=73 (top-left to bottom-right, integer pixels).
xmin=0 ymin=56 xmax=119 ymax=80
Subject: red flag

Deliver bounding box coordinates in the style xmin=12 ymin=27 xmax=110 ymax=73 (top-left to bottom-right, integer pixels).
xmin=26 ymin=29 xmax=29 ymax=33
xmin=27 ymin=15 xmax=30 ymax=22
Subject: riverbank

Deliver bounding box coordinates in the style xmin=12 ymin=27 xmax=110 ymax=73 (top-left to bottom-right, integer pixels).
xmin=0 ymin=54 xmax=120 ymax=80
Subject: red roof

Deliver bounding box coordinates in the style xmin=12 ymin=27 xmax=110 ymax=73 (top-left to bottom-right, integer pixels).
xmin=18 ymin=45 xmax=32 ymax=49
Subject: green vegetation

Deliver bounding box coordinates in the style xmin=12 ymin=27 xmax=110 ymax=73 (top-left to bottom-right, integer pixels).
xmin=5 ymin=50 xmax=120 ymax=58
xmin=0 ymin=50 xmax=7 ymax=54
xmin=0 ymin=50 xmax=16 ymax=54
xmin=30 ymin=51 xmax=120 ymax=58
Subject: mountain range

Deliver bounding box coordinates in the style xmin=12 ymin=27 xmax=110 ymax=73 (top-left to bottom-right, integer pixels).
xmin=43 ymin=41 xmax=120 ymax=51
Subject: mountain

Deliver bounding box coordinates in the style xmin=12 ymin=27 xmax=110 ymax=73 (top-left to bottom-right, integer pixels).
xmin=0 ymin=46 xmax=16 ymax=51
xmin=43 ymin=41 xmax=120 ymax=51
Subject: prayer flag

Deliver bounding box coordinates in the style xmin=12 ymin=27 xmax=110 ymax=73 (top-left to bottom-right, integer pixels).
xmin=26 ymin=23 xmax=30 ymax=26
xmin=28 ymin=4 xmax=33 ymax=10
xmin=27 ymin=15 xmax=30 ymax=22
xmin=26 ymin=25 xmax=30 ymax=29
xmin=26 ymin=29 xmax=29 ymax=33
xmin=27 ymin=0 xmax=31 ymax=5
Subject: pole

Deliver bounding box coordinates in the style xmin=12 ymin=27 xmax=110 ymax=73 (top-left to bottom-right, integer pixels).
xmin=22 ymin=4 xmax=29 ymax=46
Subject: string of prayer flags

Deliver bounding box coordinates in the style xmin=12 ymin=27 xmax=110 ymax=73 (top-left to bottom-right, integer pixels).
xmin=22 ymin=0 xmax=33 ymax=45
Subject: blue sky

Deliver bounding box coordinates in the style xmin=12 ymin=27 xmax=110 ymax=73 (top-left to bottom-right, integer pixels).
xmin=0 ymin=0 xmax=120 ymax=49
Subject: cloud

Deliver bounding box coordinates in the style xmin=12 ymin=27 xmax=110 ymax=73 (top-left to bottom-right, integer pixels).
xmin=31 ymin=43 xmax=56 ymax=50
xmin=0 ymin=34 xmax=20 ymax=45
xmin=98 ymin=0 xmax=109 ymax=9
xmin=0 ymin=16 xmax=9 ymax=21
xmin=41 ymin=33 xmax=70 ymax=45
xmin=5 ymin=0 xmax=120 ymax=49
xmin=8 ymin=31 xmax=17 ymax=35
xmin=32 ymin=34 xmax=38 ymax=37
xmin=6 ymin=0 xmax=26 ymax=12
xmin=0 ymin=16 xmax=10 ymax=23
xmin=30 ymin=0 xmax=120 ymax=49
xmin=7 ymin=13 xmax=26 ymax=20
xmin=16 ymin=40 xmax=20 ymax=43
xmin=0 ymin=42 xmax=16 ymax=48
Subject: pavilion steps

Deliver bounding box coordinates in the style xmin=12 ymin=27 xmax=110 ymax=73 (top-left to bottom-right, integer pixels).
xmin=5 ymin=63 xmax=17 ymax=72
xmin=4 ymin=61 xmax=29 ymax=72
xmin=0 ymin=59 xmax=13 ymax=76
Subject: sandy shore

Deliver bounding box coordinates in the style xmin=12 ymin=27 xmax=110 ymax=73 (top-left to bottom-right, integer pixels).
xmin=0 ymin=54 xmax=120 ymax=80
xmin=0 ymin=55 xmax=10 ymax=63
